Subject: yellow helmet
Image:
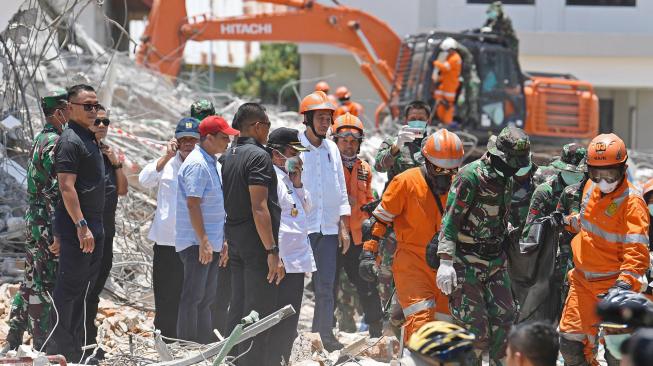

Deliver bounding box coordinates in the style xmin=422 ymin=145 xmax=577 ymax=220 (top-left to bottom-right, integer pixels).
xmin=408 ymin=321 xmax=475 ymax=363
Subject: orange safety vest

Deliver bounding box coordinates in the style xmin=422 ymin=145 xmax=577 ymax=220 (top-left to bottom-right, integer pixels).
xmin=343 ymin=159 xmax=374 ymax=244
xmin=433 ymin=52 xmax=462 ymax=101
xmin=572 ymin=176 xmax=650 ymax=290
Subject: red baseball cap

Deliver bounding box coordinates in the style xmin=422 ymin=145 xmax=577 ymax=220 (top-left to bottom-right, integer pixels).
xmin=199 ymin=116 xmax=239 ymax=137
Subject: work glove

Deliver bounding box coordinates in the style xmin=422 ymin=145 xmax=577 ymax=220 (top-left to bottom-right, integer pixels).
xmin=359 ymin=250 xmax=378 ymax=283
xmin=436 ymin=259 xmax=457 ymax=295
xmin=551 ymin=211 xmax=565 ymax=228
xmin=396 ymin=126 xmax=416 ymax=149
xmin=425 ymin=233 xmax=440 ymax=269
xmin=599 ymin=280 xmax=632 ymax=299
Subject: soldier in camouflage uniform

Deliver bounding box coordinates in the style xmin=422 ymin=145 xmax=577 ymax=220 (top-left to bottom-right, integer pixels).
xmin=335 ymin=270 xmax=363 ymax=332
xmin=373 ymin=101 xmax=431 ymax=305
xmin=482 ymin=1 xmax=519 ymax=55
xmin=516 ymin=144 xmax=586 ymax=323
xmin=508 ymin=161 xmax=537 ymax=235
xmin=532 ymin=163 xmax=559 ymax=186
xmin=5 ymin=90 xmax=69 ymax=350
xmin=436 ymin=126 xmax=531 ymax=365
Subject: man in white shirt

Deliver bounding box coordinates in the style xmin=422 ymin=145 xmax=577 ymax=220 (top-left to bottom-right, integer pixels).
xmin=138 ymin=117 xmax=199 ymax=339
xmin=298 ymin=91 xmax=351 ymax=351
xmin=266 ymin=127 xmax=316 ymax=364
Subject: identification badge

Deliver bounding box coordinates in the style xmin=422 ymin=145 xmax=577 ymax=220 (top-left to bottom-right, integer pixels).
xmin=291 ymin=206 xmax=299 ymax=217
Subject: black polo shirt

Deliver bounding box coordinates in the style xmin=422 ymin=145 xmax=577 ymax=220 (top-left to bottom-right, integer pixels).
xmin=222 ymin=137 xmax=280 ymax=246
xmin=54 ymin=120 xmax=105 ymax=219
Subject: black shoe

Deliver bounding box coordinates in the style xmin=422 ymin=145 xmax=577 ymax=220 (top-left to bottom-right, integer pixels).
xmin=93 ymin=347 xmax=106 ymax=360
xmin=322 ymin=333 xmax=344 ymax=352
xmin=368 ymin=321 xmax=383 ymax=338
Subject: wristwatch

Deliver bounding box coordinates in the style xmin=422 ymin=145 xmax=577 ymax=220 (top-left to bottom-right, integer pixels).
xmin=112 ymin=162 xmax=123 ymax=169
xmin=265 ymin=245 xmax=279 ymax=255
xmin=75 ymin=219 xmax=88 ymax=229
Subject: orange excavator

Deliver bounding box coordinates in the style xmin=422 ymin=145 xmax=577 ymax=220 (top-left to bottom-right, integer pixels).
xmin=136 ymin=0 xmax=598 ymax=144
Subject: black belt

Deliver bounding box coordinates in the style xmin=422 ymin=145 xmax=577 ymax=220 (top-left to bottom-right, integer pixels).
xmin=457 ymin=241 xmax=504 ymax=260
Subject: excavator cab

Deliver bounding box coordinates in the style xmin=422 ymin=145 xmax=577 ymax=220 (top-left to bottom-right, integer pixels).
xmin=392 ymin=31 xmax=525 ymax=135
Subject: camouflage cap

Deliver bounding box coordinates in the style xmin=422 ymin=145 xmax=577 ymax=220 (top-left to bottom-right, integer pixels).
xmin=551 ymin=143 xmax=587 ymax=172
xmin=190 ymin=99 xmax=216 ymax=121
xmin=487 ymin=126 xmax=531 ymax=168
xmin=41 ymin=88 xmax=68 ymax=110
xmin=488 ymin=1 xmax=504 ymax=15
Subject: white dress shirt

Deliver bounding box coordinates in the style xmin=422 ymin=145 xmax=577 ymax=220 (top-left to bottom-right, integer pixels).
xmin=299 ymin=131 xmax=351 ymax=235
xmin=275 ymin=166 xmax=316 ymax=273
xmin=138 ymin=154 xmax=183 ymax=246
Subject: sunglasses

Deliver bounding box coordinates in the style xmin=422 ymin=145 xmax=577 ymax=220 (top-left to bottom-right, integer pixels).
xmin=94 ymin=118 xmax=110 ymax=126
xmin=427 ymin=162 xmax=458 ymax=175
xmin=588 ymin=166 xmax=623 ymax=184
xmin=70 ymin=102 xmax=102 ymax=111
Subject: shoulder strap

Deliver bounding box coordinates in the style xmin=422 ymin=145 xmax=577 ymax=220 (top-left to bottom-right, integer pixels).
xmin=420 ymin=165 xmax=444 ymax=216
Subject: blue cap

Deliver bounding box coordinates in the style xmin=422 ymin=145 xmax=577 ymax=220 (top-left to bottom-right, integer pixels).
xmin=175 ymin=117 xmax=200 ymax=139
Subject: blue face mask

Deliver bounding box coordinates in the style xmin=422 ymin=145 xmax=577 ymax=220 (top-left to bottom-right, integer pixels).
xmin=407 ymin=120 xmax=427 ymax=130
xmin=604 ymin=333 xmax=630 ymax=361
xmin=487 ymin=10 xmax=498 ymax=20
xmin=648 ymin=203 xmax=653 ymax=216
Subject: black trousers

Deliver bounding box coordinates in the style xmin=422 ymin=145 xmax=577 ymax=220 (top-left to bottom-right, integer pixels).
xmin=226 ymin=239 xmax=279 ymax=366
xmin=268 ymin=272 xmax=305 ymax=364
xmin=84 ymin=226 xmax=114 ymax=346
xmin=211 ymin=264 xmax=231 ymax=335
xmin=335 ymin=242 xmax=383 ymax=324
xmin=152 ymin=244 xmax=184 ymax=339
xmin=48 ymin=214 xmax=104 ymax=360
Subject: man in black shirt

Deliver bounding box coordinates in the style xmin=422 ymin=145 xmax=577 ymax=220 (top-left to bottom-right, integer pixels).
xmin=222 ymin=103 xmax=283 ymax=366
xmin=84 ymin=106 xmax=128 ymax=358
xmin=50 ymin=84 xmax=106 ymax=361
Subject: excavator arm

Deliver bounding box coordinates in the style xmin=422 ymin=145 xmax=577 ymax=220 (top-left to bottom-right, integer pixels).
xmin=136 ymin=0 xmax=401 ymax=104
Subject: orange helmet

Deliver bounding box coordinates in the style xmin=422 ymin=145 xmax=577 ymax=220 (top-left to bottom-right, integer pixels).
xmin=335 ymin=86 xmax=351 ymax=100
xmin=587 ymin=133 xmax=627 ymax=167
xmin=315 ymin=81 xmax=330 ymax=93
xmin=642 ymin=178 xmax=653 ymax=201
xmin=299 ymin=91 xmax=336 ymax=114
xmin=331 ymin=112 xmax=364 ymax=137
xmin=422 ymin=129 xmax=465 ymax=169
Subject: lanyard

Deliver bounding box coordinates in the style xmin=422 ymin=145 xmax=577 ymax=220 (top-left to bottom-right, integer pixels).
xmin=281 ymin=175 xmax=301 ymax=217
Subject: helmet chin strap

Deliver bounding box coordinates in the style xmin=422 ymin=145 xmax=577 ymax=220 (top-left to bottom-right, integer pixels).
xmin=308 ymin=122 xmax=326 ymax=140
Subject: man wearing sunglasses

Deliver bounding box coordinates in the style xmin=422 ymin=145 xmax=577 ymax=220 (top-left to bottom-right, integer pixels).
xmin=436 ymin=126 xmax=531 ymax=364
xmin=5 ymin=89 xmax=69 ymax=352
xmin=360 ymin=129 xmax=465 ymax=341
xmin=50 ymin=84 xmax=105 ymax=361
xmin=330 ymin=113 xmax=384 ymax=338
xmin=559 ymin=133 xmax=650 ymax=366
xmin=515 ymin=143 xmax=586 ymax=323
xmin=84 ymin=106 xmax=128 ymax=358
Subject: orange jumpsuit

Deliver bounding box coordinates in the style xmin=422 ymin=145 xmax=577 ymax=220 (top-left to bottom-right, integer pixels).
xmin=365 ymin=167 xmax=451 ymax=340
xmin=560 ymin=176 xmax=650 ymax=365
xmin=343 ymin=159 xmax=374 ymax=244
xmin=433 ymin=52 xmax=462 ymax=124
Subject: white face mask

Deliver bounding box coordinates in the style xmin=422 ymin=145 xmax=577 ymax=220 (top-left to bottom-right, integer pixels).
xmin=598 ymin=179 xmax=619 ymax=194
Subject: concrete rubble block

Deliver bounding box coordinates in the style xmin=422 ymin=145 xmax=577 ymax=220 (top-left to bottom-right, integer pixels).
xmin=360 ymin=336 xmax=400 ymax=363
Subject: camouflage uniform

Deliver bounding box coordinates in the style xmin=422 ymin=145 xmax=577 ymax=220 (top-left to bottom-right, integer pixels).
xmin=484 ymin=1 xmax=519 ymax=55
xmin=7 ymin=123 xmax=61 ymax=349
xmin=508 ymin=166 xmax=536 ymax=234
xmin=438 ymin=127 xmax=530 ymax=365
xmin=335 ymin=270 xmax=362 ymax=332
xmin=374 ymin=137 xmax=423 ymax=304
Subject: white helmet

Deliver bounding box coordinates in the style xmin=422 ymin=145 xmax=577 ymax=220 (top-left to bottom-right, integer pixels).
xmin=440 ymin=37 xmax=457 ymax=51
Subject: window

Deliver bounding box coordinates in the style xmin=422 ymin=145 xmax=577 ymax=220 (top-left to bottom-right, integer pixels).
xmin=567 ymin=0 xmax=635 ymax=5
xmin=468 ymin=0 xmax=534 ymax=4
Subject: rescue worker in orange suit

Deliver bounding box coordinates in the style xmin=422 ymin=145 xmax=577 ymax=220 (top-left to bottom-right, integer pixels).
xmin=315 ymin=81 xmax=338 ymax=106
xmin=432 ymin=37 xmax=462 ymax=125
xmin=331 ymin=113 xmax=384 ymax=337
xmin=358 ymin=129 xmax=465 ymax=340
xmin=559 ymin=133 xmax=650 ymax=366
xmin=334 ymin=86 xmax=364 ymax=118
